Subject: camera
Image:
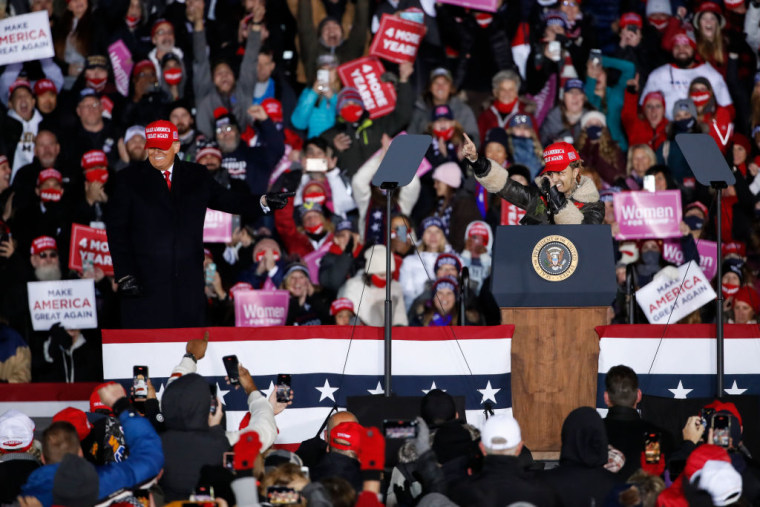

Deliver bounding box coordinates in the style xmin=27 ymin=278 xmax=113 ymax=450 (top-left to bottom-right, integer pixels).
xmin=383 ymin=419 xmax=418 ymax=439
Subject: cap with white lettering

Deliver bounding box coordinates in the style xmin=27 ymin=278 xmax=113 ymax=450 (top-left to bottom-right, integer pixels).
xmin=542 ymin=141 xmax=579 ymax=173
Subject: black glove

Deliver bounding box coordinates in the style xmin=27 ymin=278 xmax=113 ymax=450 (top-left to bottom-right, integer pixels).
xmin=468 ymin=156 xmax=491 ymax=177
xmin=49 ymin=323 xmax=71 ymax=351
xmin=118 ymin=275 xmax=143 ymax=296
xmin=541 ymin=177 xmax=568 ymax=215
xmin=264 ymin=191 xmax=295 ymax=210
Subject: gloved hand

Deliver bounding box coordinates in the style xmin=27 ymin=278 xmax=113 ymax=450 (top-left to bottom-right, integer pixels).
xmin=117 ymin=275 xmax=142 ymax=296
xmin=541 ymin=177 xmax=567 ymax=214
xmin=49 ymin=323 xmax=71 ymax=351
xmin=264 ymin=191 xmax=295 ymax=210
xmin=412 ymin=417 xmax=431 ymax=455
xmin=233 ymin=431 xmax=262 ymax=473
xmin=358 ymin=426 xmax=385 ymax=478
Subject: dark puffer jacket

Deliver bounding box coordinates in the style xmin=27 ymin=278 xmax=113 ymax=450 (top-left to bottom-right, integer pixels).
xmin=159 ymin=374 xmax=230 ymax=501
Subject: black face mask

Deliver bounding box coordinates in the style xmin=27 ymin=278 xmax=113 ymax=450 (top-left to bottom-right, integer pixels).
xmin=555 ymin=33 xmax=568 ymax=46
xmin=674 ymin=117 xmax=695 ymax=133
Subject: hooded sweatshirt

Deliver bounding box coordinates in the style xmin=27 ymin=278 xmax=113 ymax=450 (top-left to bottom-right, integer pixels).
xmin=159 ymin=373 xmax=231 ymax=501
xmin=539 ymin=407 xmax=622 ymax=506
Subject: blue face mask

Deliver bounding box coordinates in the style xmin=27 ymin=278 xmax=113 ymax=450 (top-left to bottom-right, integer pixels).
xmin=510 ymin=136 xmax=542 ymax=178
xmin=400 ymin=11 xmax=424 ymax=24
xmin=641 ymin=251 xmax=660 ymax=266
xmin=684 ymin=215 xmax=704 ymax=231
xmin=586 ymin=125 xmax=603 ymax=141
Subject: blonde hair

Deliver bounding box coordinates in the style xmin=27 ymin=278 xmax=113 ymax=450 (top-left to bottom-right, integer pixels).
xmin=625 ymin=144 xmax=656 ymax=176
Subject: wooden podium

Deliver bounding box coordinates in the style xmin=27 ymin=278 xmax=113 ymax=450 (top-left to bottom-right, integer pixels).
xmin=491 ymin=226 xmax=616 ymax=456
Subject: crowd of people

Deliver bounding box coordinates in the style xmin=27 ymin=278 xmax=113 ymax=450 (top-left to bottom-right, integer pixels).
xmin=1 ymin=0 xmax=760 ymax=502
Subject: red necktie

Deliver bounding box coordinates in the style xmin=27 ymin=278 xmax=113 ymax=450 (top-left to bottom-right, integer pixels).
xmin=163 ymin=170 xmax=171 ymax=191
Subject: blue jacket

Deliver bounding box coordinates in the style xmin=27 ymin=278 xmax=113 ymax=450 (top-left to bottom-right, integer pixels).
xmin=21 ymin=408 xmax=164 ymax=507
xmin=291 ymin=88 xmax=336 ymax=138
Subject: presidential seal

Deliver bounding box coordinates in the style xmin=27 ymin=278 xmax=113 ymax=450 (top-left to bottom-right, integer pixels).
xmin=532 ymin=235 xmax=579 ymax=282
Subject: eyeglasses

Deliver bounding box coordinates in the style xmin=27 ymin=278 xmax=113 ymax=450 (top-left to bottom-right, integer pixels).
xmin=216 ymin=125 xmax=235 ymax=134
xmin=154 ymin=29 xmax=173 ymax=36
xmin=39 ymin=251 xmax=58 ymax=259
xmin=78 ymin=102 xmax=101 ymax=110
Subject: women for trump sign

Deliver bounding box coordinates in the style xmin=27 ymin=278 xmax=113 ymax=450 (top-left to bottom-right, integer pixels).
xmin=614 ymin=190 xmax=683 ymax=240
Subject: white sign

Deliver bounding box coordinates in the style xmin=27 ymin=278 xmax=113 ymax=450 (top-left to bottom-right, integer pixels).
xmin=0 ymin=12 xmax=54 ymax=66
xmin=636 ymin=261 xmax=716 ymax=324
xmin=27 ymin=279 xmax=97 ymax=331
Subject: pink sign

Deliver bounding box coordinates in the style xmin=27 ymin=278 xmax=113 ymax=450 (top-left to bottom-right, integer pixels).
xmin=501 ymin=202 xmax=525 ymax=226
xmin=662 ymin=239 xmax=718 ymax=280
xmin=234 ymin=289 xmax=290 ymax=327
xmin=369 ymin=15 xmax=426 ymax=64
xmin=302 ymin=241 xmax=332 ymax=285
xmin=337 ymin=57 xmax=397 ymax=119
xmin=436 ymin=0 xmax=499 ymax=12
xmin=108 ymin=40 xmax=133 ymax=98
xmin=614 ymin=190 xmax=682 ymax=240
xmin=415 ymin=157 xmax=432 ymax=177
xmin=203 ymin=209 xmax=233 ymax=243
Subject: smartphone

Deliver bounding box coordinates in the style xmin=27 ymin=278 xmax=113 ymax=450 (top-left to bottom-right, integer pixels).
xmin=547 ymin=41 xmax=561 ymax=62
xmin=643 ymin=174 xmax=656 ymax=192
xmin=190 ymin=485 xmax=214 ymax=502
xmin=643 ymin=431 xmax=661 ymax=464
xmin=223 ymin=355 xmax=240 ymax=385
xmin=209 ymin=384 xmax=218 ymax=415
xmin=205 ymin=262 xmax=216 ymax=285
xmin=304 ymin=158 xmax=328 ymax=172
xmin=700 ymin=407 xmax=715 ymax=428
xmin=222 ymin=451 xmax=235 ymax=470
xmin=383 ymin=419 xmax=419 ymax=439
xmin=231 ymin=214 xmax=241 ymax=234
xmin=317 ymin=69 xmax=330 ymax=86
xmin=712 ymin=414 xmax=731 ymax=448
xmin=266 ymin=486 xmax=301 ymax=505
xmin=276 ymin=374 xmax=292 ymax=403
xmin=133 ymin=365 xmax=148 ymax=400
xmin=589 ymin=48 xmax=602 ymax=67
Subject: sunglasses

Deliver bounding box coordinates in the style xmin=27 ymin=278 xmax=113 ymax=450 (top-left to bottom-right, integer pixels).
xmin=39 ymin=251 xmax=58 ymax=259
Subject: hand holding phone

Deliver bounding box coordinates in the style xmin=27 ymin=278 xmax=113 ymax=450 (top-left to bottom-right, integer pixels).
xmin=223 ymin=355 xmax=240 ymax=385
xmin=276 ymin=374 xmax=292 ymax=403
xmin=133 ymin=365 xmax=148 ymax=401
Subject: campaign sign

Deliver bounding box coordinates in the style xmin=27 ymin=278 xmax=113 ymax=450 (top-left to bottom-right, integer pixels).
xmin=662 ymin=239 xmax=718 ymax=280
xmin=0 ymin=11 xmax=54 ymax=66
xmin=203 ymin=209 xmax=234 ymax=243
xmin=369 ymin=14 xmax=426 ymax=64
xmin=614 ymin=190 xmax=682 ymax=240
xmin=108 ymin=40 xmax=133 ymax=97
xmin=636 ymin=261 xmax=716 ymax=324
xmin=436 ymin=0 xmax=500 ymax=12
xmin=234 ymin=290 xmax=290 ymax=327
xmin=69 ymin=224 xmax=114 ymax=276
xmin=337 ymin=57 xmax=397 ymax=119
xmin=501 ymin=202 xmax=526 ymax=226
xmin=28 ymin=279 xmax=98 ymax=331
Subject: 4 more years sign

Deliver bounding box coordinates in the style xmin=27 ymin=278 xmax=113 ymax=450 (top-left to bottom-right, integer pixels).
xmin=27 ymin=279 xmax=98 ymax=331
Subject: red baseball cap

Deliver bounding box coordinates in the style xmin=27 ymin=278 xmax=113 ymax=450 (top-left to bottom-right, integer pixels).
xmin=151 ymin=19 xmax=173 ymax=38
xmin=542 ymin=142 xmax=580 ymax=173
xmin=53 ymin=407 xmax=92 ymax=441
xmin=643 ymin=91 xmax=666 ymax=107
xmin=132 ymin=60 xmax=156 ymax=78
xmin=9 ymin=78 xmax=32 ymax=96
xmin=467 ymin=221 xmax=490 ymax=242
xmin=30 ymin=236 xmax=57 ymax=255
xmin=722 ymin=241 xmax=746 ymax=257
xmin=671 ymin=32 xmax=696 ymax=49
xmin=330 ymin=297 xmax=355 ymax=316
xmin=620 ymin=12 xmax=642 ymax=29
xmin=37 ymin=168 xmax=62 ymax=185
xmin=145 ymin=120 xmax=179 ymax=150
xmin=33 ymin=79 xmax=57 ymax=96
xmin=330 ymin=421 xmax=364 ymax=452
xmin=81 ymin=150 xmax=108 ymax=170
xmin=262 ymin=98 xmax=283 ymax=123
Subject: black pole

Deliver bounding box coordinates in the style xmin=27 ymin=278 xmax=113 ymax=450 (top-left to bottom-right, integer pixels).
xmin=459 ymin=267 xmax=469 ymax=326
xmin=383 ymin=185 xmax=396 ymax=397
xmin=714 ymin=184 xmax=725 ymax=397
xmin=626 ymin=264 xmax=635 ymax=325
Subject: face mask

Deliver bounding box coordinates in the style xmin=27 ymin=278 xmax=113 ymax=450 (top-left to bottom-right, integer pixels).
xmin=684 ymin=215 xmax=704 ymax=231
xmin=554 ymin=34 xmax=568 ymax=45
xmin=340 ymin=104 xmax=363 ymax=123
xmin=722 ymin=283 xmax=740 ymax=299
xmin=641 ymin=250 xmax=660 ymax=265
xmin=370 ymin=274 xmax=387 ymax=288
xmin=690 ymin=91 xmax=710 ymax=108
xmin=586 ymin=125 xmax=603 ymax=141
xmin=126 ymin=15 xmax=140 ymax=29
xmin=86 ymin=76 xmax=107 ymax=92
xmin=255 ymin=249 xmax=280 ymax=262
xmin=400 ymin=11 xmax=424 ymax=24
xmin=303 ymin=191 xmax=326 ymax=204
xmin=164 ymin=67 xmax=182 ymax=86
xmin=304 ymin=223 xmax=324 ymax=235
xmin=674 ymin=117 xmax=695 ymax=133
xmin=433 ymin=127 xmax=454 ymax=141
xmin=40 ymin=188 xmax=62 ymax=203
xmin=494 ymin=98 xmax=517 ymax=114
xmin=648 ymin=16 xmax=669 ymax=31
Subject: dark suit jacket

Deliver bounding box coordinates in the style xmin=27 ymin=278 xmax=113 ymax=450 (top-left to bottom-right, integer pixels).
xmin=106 ymin=157 xmax=264 ymax=329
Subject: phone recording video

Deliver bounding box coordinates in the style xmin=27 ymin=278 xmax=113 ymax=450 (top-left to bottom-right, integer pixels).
xmin=711 ymin=414 xmax=731 ymax=448
xmin=133 ymin=365 xmax=148 ymax=401
xmin=209 ymin=384 xmax=218 ymax=415
xmin=276 ymin=374 xmax=292 ymax=403
xmin=266 ymin=486 xmax=301 ymax=505
xmin=222 ymin=451 xmax=235 ymax=470
xmin=383 ymin=419 xmax=418 ymax=440
xmin=643 ymin=431 xmax=661 ymax=464
xmin=304 ymin=158 xmax=328 ymax=172
xmin=223 ymin=355 xmax=240 ymax=385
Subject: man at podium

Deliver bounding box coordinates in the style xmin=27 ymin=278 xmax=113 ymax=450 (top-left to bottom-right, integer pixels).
xmin=461 ymin=134 xmax=603 ymax=225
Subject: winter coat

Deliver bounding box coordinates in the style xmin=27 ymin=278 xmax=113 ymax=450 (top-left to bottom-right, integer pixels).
xmin=338 ymin=275 xmax=407 ymax=327
xmin=621 ymin=90 xmax=668 ymax=150
xmin=22 ymin=407 xmax=164 ymax=507
xmin=159 ymin=373 xmax=231 ymax=501
xmin=539 ymin=106 xmax=591 ymax=146
xmin=583 ymin=56 xmax=636 ymax=151
xmin=470 ymin=156 xmax=604 ymax=225
xmin=291 ymin=87 xmax=337 ymax=138
xmin=409 ymin=95 xmax=480 ymax=148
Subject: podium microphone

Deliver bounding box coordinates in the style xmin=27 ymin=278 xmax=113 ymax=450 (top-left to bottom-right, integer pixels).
xmin=459 ymin=267 xmax=469 ymax=326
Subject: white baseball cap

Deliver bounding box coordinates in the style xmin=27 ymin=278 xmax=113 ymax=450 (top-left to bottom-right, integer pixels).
xmin=691 ymin=460 xmax=742 ymax=506
xmin=0 ymin=409 xmax=35 ymax=451
xmin=480 ymin=414 xmax=522 ymax=451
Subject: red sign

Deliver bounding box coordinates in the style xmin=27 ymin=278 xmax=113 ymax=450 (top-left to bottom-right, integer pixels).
xmin=69 ymin=224 xmax=114 ymax=276
xmin=369 ymin=14 xmax=426 ymax=64
xmin=501 ymin=203 xmax=526 ymax=226
xmin=337 ymin=57 xmax=397 ymax=119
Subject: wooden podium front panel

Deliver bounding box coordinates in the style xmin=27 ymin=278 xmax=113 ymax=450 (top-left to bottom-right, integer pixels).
xmin=502 ymin=306 xmax=606 ymax=452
